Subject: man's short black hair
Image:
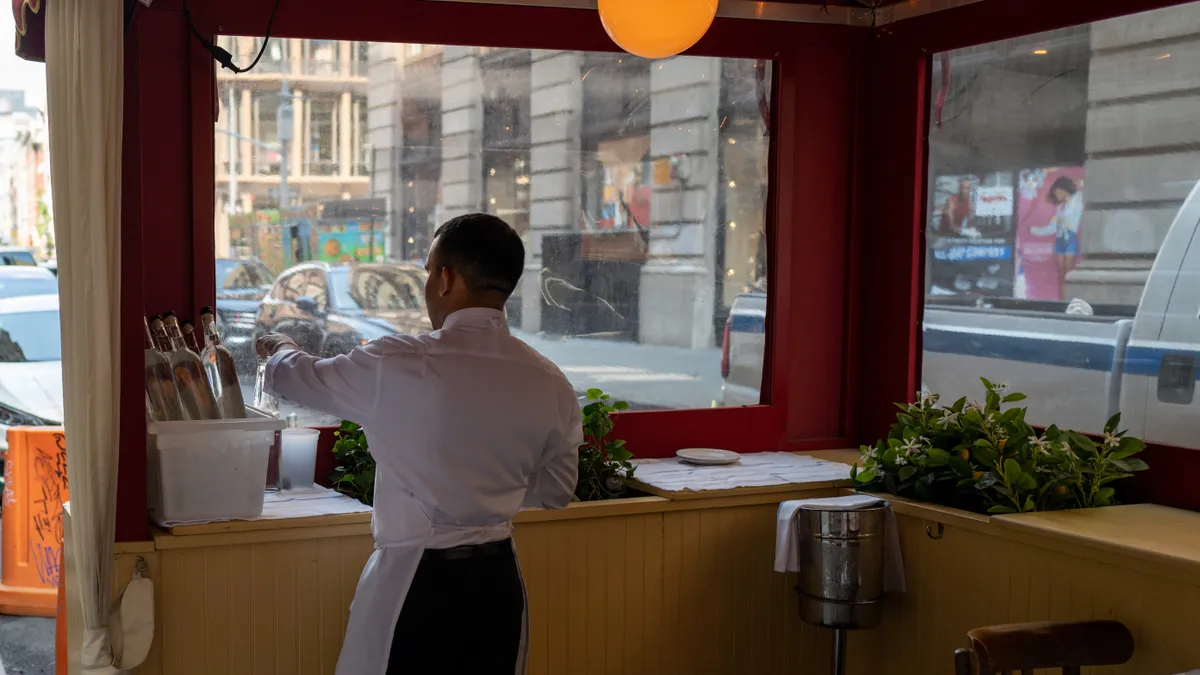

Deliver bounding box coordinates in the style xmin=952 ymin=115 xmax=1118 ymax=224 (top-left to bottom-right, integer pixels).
xmin=432 ymin=213 xmax=525 ymax=297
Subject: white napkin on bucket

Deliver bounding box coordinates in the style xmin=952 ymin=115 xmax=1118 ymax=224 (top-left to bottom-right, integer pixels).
xmin=774 ymin=494 xmax=906 ymax=593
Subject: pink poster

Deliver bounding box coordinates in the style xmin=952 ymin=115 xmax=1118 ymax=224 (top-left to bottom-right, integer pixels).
xmin=1015 ymin=167 xmax=1085 ymax=300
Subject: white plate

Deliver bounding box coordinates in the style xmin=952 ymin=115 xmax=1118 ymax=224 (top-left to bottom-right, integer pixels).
xmin=676 ymin=448 xmax=742 ymax=466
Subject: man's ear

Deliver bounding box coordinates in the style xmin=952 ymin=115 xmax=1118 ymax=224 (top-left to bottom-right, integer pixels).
xmin=439 ymin=266 xmax=454 ymax=297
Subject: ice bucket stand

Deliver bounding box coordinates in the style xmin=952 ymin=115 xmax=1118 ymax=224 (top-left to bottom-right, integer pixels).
xmin=794 ymin=505 xmax=887 ymax=675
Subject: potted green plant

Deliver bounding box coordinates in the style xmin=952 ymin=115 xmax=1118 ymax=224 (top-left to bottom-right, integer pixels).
xmin=574 ymin=388 xmax=635 ymax=502
xmin=330 ymin=420 xmax=374 ymax=506
xmin=852 ymin=378 xmax=1149 ymax=514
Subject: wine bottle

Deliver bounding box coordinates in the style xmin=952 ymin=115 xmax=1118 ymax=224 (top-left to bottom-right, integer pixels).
xmin=145 ymin=316 xmax=185 ymax=421
xmin=180 ymin=320 xmax=202 ymax=355
xmin=160 ymin=313 xmax=222 ymax=420
xmin=199 ymin=306 xmax=247 ymax=419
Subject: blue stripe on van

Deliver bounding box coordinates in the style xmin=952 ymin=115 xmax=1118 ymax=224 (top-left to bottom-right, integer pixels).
xmin=729 ymin=308 xmax=1200 ymax=379
xmin=729 ymin=313 xmax=766 ymax=333
xmin=922 ymin=327 xmax=1115 ymax=372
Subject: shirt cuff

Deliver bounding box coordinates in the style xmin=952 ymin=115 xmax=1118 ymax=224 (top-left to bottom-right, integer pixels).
xmin=263 ymin=348 xmax=298 ymax=395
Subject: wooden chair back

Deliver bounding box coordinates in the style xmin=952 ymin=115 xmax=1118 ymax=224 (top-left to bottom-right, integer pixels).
xmin=952 ymin=620 xmax=1134 ymax=675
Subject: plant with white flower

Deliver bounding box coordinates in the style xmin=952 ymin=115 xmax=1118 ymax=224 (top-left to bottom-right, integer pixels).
xmin=937 ymin=410 xmax=960 ymax=428
xmin=853 ymin=378 xmax=1148 ymax=515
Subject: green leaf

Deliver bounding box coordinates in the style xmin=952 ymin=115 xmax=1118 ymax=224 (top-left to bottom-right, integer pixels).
xmin=850 ymin=464 xmax=858 ymax=480
xmin=1002 ymin=392 xmax=1027 ymax=403
xmin=1023 ymin=495 xmax=1036 ymax=512
xmin=609 ymin=447 xmax=632 ymax=462
xmin=1096 ymin=487 xmax=1116 ymax=503
xmin=925 ymin=448 xmax=951 ymax=467
xmin=1017 ymin=473 xmax=1038 ymax=491
xmin=948 ymin=457 xmax=973 ymax=478
xmin=1003 ymin=458 xmax=1022 ymax=484
xmin=1109 ymin=436 xmax=1145 ymax=460
xmin=1104 ymin=412 xmax=1122 ymax=434
xmin=1111 ymin=458 xmax=1148 ymax=472
xmin=956 ymin=478 xmax=977 ymax=490
xmin=613 ymin=401 xmax=630 ymax=411
xmin=586 ymin=388 xmax=603 ymax=401
xmin=980 ymin=377 xmax=994 ymax=390
xmin=899 ymin=466 xmax=917 ymax=481
xmin=853 ymin=469 xmax=877 ymax=484
xmin=974 ymin=445 xmax=1000 ymax=466
xmin=987 ymin=505 xmax=1016 ymax=514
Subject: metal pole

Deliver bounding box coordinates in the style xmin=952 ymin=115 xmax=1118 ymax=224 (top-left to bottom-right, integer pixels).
xmin=833 ymin=628 xmax=847 ymax=675
xmin=227 ymin=87 xmax=237 ymax=215
xmin=279 ymin=72 xmax=291 ymax=210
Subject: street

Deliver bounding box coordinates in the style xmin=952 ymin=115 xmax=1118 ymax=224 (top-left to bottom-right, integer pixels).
xmin=239 ymin=332 xmax=723 ymax=425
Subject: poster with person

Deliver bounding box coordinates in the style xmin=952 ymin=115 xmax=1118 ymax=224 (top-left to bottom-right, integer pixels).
xmin=927 ymin=172 xmax=1016 ymax=297
xmin=1015 ymin=167 xmax=1085 ymax=300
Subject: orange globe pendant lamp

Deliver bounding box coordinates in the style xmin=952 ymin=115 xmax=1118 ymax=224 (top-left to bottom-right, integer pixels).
xmin=598 ymin=0 xmax=720 ymax=59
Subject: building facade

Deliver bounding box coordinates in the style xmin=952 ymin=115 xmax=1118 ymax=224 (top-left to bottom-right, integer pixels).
xmin=367 ymin=45 xmax=770 ymax=348
xmin=0 ymin=90 xmax=52 ymax=258
xmin=214 ymin=37 xmax=371 ymax=259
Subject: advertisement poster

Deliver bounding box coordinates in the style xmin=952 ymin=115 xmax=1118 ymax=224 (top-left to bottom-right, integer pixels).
xmin=1015 ymin=167 xmax=1085 ymax=300
xmin=316 ymin=222 xmax=386 ymax=264
xmin=585 ymin=137 xmax=651 ymax=231
xmin=928 ymin=172 xmax=1016 ymax=297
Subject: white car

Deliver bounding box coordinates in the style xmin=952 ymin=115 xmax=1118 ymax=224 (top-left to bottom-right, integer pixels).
xmin=0 ymin=294 xmax=64 ymax=451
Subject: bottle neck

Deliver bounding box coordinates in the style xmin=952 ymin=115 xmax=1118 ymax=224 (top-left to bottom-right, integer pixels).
xmin=204 ymin=323 xmax=221 ymax=346
xmin=144 ymin=322 xmax=156 ymax=350
xmin=164 ymin=324 xmax=188 ymax=352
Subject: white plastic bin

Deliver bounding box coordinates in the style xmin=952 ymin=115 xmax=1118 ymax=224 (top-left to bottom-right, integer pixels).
xmin=147 ymin=407 xmax=286 ymax=526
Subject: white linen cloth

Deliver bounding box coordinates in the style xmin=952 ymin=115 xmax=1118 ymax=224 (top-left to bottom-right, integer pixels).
xmin=774 ymin=494 xmax=906 ymax=593
xmin=45 ymin=0 xmax=142 ymax=671
xmin=265 ymin=307 xmax=582 ymax=675
xmin=633 ymin=452 xmax=851 ymax=493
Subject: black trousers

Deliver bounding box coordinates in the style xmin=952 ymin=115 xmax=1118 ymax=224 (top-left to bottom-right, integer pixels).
xmin=387 ymin=539 xmax=525 ymax=674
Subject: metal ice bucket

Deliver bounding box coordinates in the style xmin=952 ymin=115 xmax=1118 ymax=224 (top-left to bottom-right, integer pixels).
xmin=795 ymin=504 xmax=887 ymax=630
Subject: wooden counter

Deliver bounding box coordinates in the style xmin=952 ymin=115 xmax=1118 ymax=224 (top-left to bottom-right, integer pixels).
xmin=64 ymin=451 xmax=1200 ymax=675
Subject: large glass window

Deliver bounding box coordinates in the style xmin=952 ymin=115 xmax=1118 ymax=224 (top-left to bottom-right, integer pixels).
xmin=922 ymin=3 xmax=1200 ymax=450
xmin=215 ymin=39 xmax=772 ymax=425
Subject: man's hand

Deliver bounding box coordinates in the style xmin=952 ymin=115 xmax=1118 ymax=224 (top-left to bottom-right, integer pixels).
xmin=256 ymin=332 xmax=300 ymax=359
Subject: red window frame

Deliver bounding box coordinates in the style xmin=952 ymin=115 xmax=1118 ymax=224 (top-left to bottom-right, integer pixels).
xmin=858 ymin=0 xmax=1200 ymax=512
xmin=188 ymin=1 xmax=866 ymax=457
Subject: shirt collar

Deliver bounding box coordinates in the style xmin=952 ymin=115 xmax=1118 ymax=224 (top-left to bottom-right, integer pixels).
xmin=441 ymin=307 xmax=510 ymax=333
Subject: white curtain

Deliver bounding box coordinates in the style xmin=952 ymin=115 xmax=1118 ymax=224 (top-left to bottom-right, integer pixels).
xmin=45 ymin=0 xmax=123 ymax=669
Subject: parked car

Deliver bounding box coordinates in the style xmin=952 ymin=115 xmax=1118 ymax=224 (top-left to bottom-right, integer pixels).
xmin=0 ymin=246 xmax=37 ymax=267
xmin=0 ymin=294 xmax=64 ymax=451
xmin=215 ymin=258 xmax=276 ymax=374
xmin=0 ymin=266 xmax=58 ymax=299
xmin=254 ymin=262 xmax=432 ymax=358
xmin=42 ymin=259 xmax=57 ymax=276
xmin=722 ymin=180 xmax=1200 ymax=450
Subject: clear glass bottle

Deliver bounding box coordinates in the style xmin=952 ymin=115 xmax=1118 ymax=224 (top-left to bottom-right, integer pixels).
xmin=160 ymin=313 xmax=222 ymax=420
xmin=180 ymin=320 xmax=202 ymax=355
xmin=198 ymin=307 xmax=246 ymax=419
xmin=144 ymin=315 xmax=184 ymax=421
xmin=253 ymin=357 xmax=280 ymax=416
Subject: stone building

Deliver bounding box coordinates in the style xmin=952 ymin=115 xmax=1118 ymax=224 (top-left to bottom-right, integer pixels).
xmin=367 ymin=44 xmax=769 ymax=348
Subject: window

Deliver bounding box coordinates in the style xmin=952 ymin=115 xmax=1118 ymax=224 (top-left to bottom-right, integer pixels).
xmin=922 ymin=3 xmax=1200 ymax=450
xmin=215 ymin=38 xmax=773 ymax=425
xmin=307 ymin=96 xmax=339 ymax=176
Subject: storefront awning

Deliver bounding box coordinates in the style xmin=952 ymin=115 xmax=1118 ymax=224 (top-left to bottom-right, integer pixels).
xmin=13 ymin=0 xmax=45 ymax=63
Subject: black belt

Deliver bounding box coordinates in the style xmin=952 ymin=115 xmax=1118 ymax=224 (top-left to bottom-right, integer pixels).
xmin=422 ymin=538 xmax=512 ymax=562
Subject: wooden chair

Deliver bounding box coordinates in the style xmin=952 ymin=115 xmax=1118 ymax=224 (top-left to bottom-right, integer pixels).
xmin=953 ymin=620 xmax=1134 ymax=675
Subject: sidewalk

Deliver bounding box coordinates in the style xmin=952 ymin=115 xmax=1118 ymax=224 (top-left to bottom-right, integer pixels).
xmin=513 ymin=332 xmax=722 ymax=410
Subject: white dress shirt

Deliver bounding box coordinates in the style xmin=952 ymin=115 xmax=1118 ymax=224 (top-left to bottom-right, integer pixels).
xmin=265 ymin=307 xmax=582 ymax=675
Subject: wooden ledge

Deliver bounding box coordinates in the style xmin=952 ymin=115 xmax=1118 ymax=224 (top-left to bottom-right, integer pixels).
xmin=992 ymin=504 xmax=1200 ymax=586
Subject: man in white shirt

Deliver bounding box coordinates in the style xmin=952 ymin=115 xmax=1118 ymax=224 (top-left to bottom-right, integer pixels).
xmin=257 ymin=213 xmax=582 ymax=675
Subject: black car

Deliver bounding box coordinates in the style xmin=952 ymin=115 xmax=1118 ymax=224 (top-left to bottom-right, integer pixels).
xmin=254 ymin=262 xmax=431 ymax=358
xmin=215 ymin=259 xmax=276 ymax=373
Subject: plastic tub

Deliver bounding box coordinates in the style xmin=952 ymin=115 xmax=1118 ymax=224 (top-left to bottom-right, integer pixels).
xmin=147 ymin=407 xmax=286 ymax=526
